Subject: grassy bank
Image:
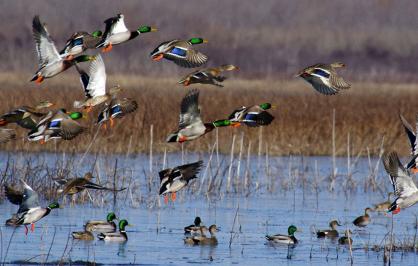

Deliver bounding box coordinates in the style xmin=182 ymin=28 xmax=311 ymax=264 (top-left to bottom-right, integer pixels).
xmin=0 ymin=73 xmax=415 ymax=156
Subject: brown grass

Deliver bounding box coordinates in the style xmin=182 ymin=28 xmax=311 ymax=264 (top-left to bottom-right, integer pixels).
xmin=0 ymin=72 xmax=415 ymax=156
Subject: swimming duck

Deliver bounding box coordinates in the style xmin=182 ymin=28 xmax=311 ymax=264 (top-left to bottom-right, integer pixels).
xmin=265 ymin=225 xmax=299 ymax=245
xmin=97 ymin=219 xmax=130 ymax=242
xmin=97 ymin=98 xmax=138 ymax=128
xmin=399 ymin=114 xmax=418 ymax=173
xmin=57 ymin=172 xmax=126 ymax=196
xmin=166 ymin=89 xmax=232 ymax=143
xmin=228 ymin=103 xmax=274 ymax=127
xmin=353 ymin=208 xmax=372 ymax=227
xmin=373 ymin=192 xmax=393 ymax=213
xmin=73 ymin=55 xmax=122 ymax=112
xmin=0 ymin=129 xmax=15 ymax=144
xmin=151 ymin=38 xmax=208 ymax=68
xmin=96 ymin=13 xmax=156 ymax=52
xmin=159 ymin=161 xmax=203 ymax=203
xmin=60 ymin=30 xmax=102 ymax=59
xmin=338 ymin=230 xmax=353 ymax=245
xmin=184 ymin=216 xmax=203 ymax=234
xmin=184 ymin=225 xmax=219 ymax=246
xmin=296 ymin=62 xmax=350 ymax=95
xmin=5 ymin=179 xmax=59 ymax=234
xmin=72 ymin=230 xmax=94 ymax=241
xmin=30 ymin=16 xmax=94 ymax=83
xmin=0 ymin=101 xmax=54 ymax=130
xmin=85 ymin=212 xmax=118 ymax=233
xmin=178 ymin=64 xmax=239 ymax=87
xmin=316 ymin=220 xmax=341 ymax=238
xmin=27 ymin=110 xmax=85 ymax=143
xmin=382 ymin=151 xmax=418 ymax=214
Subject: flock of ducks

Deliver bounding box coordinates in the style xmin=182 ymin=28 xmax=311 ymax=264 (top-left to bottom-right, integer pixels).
xmin=0 ymin=13 xmax=417 ymax=248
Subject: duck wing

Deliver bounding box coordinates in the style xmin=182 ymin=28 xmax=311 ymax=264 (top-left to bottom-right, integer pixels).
xmin=176 ymin=160 xmax=203 ymax=182
xmin=4 ymin=184 xmax=23 ymax=205
xmin=178 ymin=89 xmax=202 ymax=129
xmin=18 ymin=180 xmax=40 ymax=214
xmin=32 ymin=16 xmax=61 ymax=67
xmin=383 ymin=152 xmax=418 ymax=198
xmin=79 ymin=55 xmax=106 ymax=99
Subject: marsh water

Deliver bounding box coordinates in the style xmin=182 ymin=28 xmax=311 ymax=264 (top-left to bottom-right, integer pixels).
xmin=0 ymin=152 xmax=417 ymax=265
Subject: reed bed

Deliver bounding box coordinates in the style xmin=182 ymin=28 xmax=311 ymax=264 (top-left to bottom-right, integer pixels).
xmin=0 ymin=73 xmax=416 ymax=157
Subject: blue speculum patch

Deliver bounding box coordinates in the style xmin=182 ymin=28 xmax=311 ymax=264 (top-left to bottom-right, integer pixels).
xmin=312 ymin=69 xmax=330 ymax=78
xmin=111 ymin=105 xmax=122 ymax=115
xmin=49 ymin=120 xmax=61 ymax=128
xmin=170 ymin=47 xmax=187 ymax=57
xmin=72 ymin=38 xmax=83 ymax=46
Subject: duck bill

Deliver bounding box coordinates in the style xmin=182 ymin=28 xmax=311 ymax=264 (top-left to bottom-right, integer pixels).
xmin=152 ymin=54 xmax=164 ymax=61
xmin=150 ymin=27 xmax=158 ymax=32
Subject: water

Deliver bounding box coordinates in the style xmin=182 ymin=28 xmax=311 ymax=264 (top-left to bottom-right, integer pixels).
xmin=0 ymin=152 xmax=417 ymax=265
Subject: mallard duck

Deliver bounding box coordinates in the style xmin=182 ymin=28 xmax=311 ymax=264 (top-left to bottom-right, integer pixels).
xmin=159 ymin=161 xmax=203 ymax=203
xmin=228 ymin=103 xmax=274 ymax=127
xmin=30 ymin=16 xmax=94 ymax=83
xmin=72 ymin=231 xmax=94 ymax=240
xmin=184 ymin=225 xmax=218 ymax=246
xmin=97 ymin=98 xmax=138 ymax=128
xmin=57 ymin=172 xmax=126 ymax=195
xmin=265 ymin=225 xmax=299 ymax=245
xmin=27 ymin=109 xmax=85 ymax=143
xmin=96 ymin=13 xmax=156 ymax=52
xmin=85 ymin=212 xmax=118 ymax=233
xmin=338 ymin=230 xmax=353 ymax=245
xmin=97 ymin=219 xmax=130 ymax=242
xmin=296 ymin=62 xmax=350 ymax=95
xmin=73 ymin=54 xmax=122 ymax=112
xmin=0 ymin=101 xmax=54 ymax=130
xmin=316 ymin=220 xmax=341 ymax=238
xmin=353 ymin=208 xmax=372 ymax=227
xmin=60 ymin=30 xmax=102 ymax=59
xmin=178 ymin=64 xmax=239 ymax=87
xmin=373 ymin=192 xmax=393 ymax=213
xmin=5 ymin=179 xmax=59 ymax=234
xmin=399 ymin=114 xmax=418 ymax=173
xmin=0 ymin=129 xmax=15 ymax=144
xmin=382 ymin=152 xmax=418 ymax=214
xmin=166 ymin=89 xmax=231 ymax=143
xmin=184 ymin=216 xmax=203 ymax=234
xmin=151 ymin=38 xmax=208 ymax=68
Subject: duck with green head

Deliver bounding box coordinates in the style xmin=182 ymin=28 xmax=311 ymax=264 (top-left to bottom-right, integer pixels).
xmin=85 ymin=212 xmax=118 ymax=233
xmin=96 ymin=13 xmax=157 ymax=52
xmin=27 ymin=109 xmax=85 ymax=143
xmin=60 ymin=30 xmax=103 ymax=59
xmin=228 ymin=103 xmax=275 ymax=127
xmin=151 ymin=38 xmax=208 ymax=68
xmin=5 ymin=179 xmax=59 ymax=234
xmin=31 ymin=15 xmax=94 ymax=84
xmin=97 ymin=219 xmax=130 ymax=242
xmin=166 ymin=89 xmax=232 ymax=143
xmin=184 ymin=216 xmax=203 ymax=234
xmin=265 ymin=225 xmax=299 ymax=245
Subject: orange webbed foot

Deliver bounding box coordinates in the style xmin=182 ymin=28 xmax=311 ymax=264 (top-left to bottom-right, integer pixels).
xmin=412 ymin=167 xmax=418 ymax=174
xmin=171 ymin=192 xmax=177 ymax=201
xmin=31 ymin=223 xmax=35 ymax=232
xmin=164 ymin=195 xmax=169 ymax=204
xmin=102 ymin=43 xmax=113 ymax=53
xmin=35 ymin=75 xmax=44 ymax=84
xmin=110 ymin=117 xmax=114 ymax=128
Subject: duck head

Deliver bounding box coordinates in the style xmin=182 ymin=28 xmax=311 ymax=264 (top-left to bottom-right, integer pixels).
xmin=329 ymin=220 xmax=341 ymax=229
xmin=119 ymin=219 xmax=129 ymax=232
xmin=48 ymin=202 xmax=60 ymax=209
xmin=137 ymin=25 xmax=157 ymax=34
xmin=188 ymin=38 xmax=208 ymax=45
xmin=107 ymin=212 xmax=118 ymax=222
xmin=288 ymin=225 xmax=298 ymax=236
xmin=194 ymin=216 xmax=202 ymax=226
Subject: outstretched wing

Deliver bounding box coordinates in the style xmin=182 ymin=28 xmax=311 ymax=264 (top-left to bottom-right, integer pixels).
xmin=177 ymin=160 xmax=203 ymax=182
xmin=18 ymin=179 xmax=40 ymax=214
xmin=4 ymin=184 xmax=23 ymax=205
xmin=32 ymin=16 xmax=61 ymax=67
xmin=85 ymin=55 xmax=106 ymax=98
xmin=383 ymin=152 xmax=418 ymax=198
xmin=178 ymin=89 xmax=202 ymax=129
